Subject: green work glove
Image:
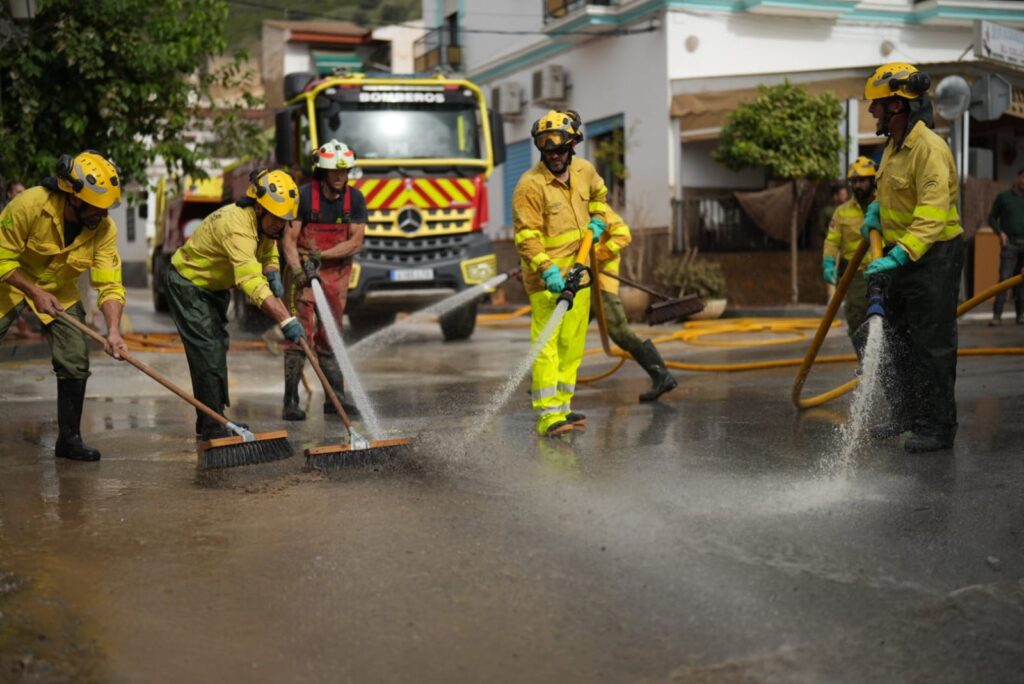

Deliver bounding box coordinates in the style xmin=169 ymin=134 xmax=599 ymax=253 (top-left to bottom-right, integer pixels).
xmin=290 ymin=265 xmax=309 ymax=289
xmin=541 ymin=264 xmax=565 ymax=293
xmin=266 ymin=270 xmax=284 ymax=298
xmin=280 ymin=316 xmax=305 ymax=344
xmin=587 ymin=216 xmax=607 ymax=241
xmin=822 ymin=256 xmax=837 ymax=285
xmin=865 ymin=245 xmax=909 ymax=276
xmin=860 ymin=201 xmax=881 ymax=240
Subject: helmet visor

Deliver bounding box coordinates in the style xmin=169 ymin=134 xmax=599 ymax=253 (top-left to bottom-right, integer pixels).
xmin=535 ymin=130 xmax=571 ymax=151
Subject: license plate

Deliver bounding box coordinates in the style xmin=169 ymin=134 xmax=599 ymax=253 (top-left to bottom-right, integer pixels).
xmin=389 ymin=268 xmax=435 ymax=282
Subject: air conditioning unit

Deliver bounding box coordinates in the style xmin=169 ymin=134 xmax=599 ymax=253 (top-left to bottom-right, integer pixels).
xmin=492 ymin=82 xmax=524 ymax=116
xmin=532 ymin=65 xmax=566 ymax=105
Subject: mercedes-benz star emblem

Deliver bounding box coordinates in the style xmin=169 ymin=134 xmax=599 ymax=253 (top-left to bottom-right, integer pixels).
xmin=397 ymin=206 xmax=422 ymax=234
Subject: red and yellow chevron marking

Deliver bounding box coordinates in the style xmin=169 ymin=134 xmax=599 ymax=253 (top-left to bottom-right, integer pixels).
xmin=355 ymin=177 xmax=477 ymax=211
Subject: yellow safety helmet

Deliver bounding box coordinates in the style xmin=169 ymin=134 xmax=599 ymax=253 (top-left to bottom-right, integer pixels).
xmin=864 ymin=62 xmax=931 ymax=101
xmin=245 ymin=169 xmax=299 ymax=221
xmin=531 ymin=110 xmax=582 ymax=151
xmin=56 ymin=151 xmax=122 ymax=209
xmin=847 ymin=156 xmax=878 ymax=178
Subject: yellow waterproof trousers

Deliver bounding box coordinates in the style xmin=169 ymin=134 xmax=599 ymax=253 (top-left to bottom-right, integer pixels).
xmin=529 ymin=287 xmax=591 ymax=434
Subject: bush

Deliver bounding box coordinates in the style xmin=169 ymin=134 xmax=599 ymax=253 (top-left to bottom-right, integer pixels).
xmin=654 ymin=254 xmax=727 ymax=300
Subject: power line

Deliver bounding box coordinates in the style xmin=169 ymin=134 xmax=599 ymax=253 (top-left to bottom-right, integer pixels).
xmin=225 ymin=0 xmax=658 ymax=37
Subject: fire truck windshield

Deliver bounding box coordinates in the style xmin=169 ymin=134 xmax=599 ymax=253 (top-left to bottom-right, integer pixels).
xmin=319 ymin=104 xmax=483 ymax=161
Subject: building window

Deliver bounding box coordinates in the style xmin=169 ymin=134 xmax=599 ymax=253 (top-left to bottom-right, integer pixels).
xmin=587 ymin=114 xmax=626 ymax=209
xmin=414 ymin=12 xmax=462 ymax=72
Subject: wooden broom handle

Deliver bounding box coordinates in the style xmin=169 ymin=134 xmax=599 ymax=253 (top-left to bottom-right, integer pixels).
xmin=57 ymin=312 xmax=228 ymax=427
xmin=297 ymin=337 xmax=353 ymax=430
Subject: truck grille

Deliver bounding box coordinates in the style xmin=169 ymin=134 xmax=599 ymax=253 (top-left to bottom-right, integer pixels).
xmin=361 ymin=234 xmax=471 ymax=265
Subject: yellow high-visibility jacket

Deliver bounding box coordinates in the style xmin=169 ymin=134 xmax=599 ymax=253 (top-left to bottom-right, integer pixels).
xmin=877 ymin=121 xmax=963 ymax=260
xmin=512 ymin=156 xmax=608 ymax=295
xmin=0 ymin=186 xmax=125 ymax=324
xmin=823 ymin=197 xmax=873 ymax=271
xmin=171 ymin=203 xmax=279 ymax=307
xmin=595 ymin=208 xmax=631 ymax=295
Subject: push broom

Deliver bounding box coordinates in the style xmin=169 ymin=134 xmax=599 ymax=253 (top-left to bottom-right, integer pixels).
xmin=297 ymin=337 xmax=411 ymax=470
xmin=598 ymin=271 xmax=705 ymax=325
xmin=59 ymin=312 xmax=292 ymax=469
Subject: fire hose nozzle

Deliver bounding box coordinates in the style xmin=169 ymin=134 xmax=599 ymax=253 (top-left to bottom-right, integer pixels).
xmin=866 ymin=274 xmax=888 ymax=319
xmin=302 ymin=256 xmax=322 ymax=284
xmin=556 ymin=263 xmax=592 ymax=310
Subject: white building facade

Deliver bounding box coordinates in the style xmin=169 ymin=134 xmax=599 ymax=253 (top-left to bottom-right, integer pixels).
xmin=423 ymin=0 xmax=1024 ymax=250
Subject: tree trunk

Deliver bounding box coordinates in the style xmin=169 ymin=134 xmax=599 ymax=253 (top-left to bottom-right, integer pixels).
xmin=790 ymin=179 xmax=800 ymax=304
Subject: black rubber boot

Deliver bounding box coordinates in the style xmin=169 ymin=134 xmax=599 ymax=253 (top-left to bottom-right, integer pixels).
xmin=282 ymin=351 xmax=306 ymax=421
xmin=903 ymin=433 xmax=954 ymax=454
xmin=319 ymin=354 xmax=360 ymax=417
xmin=635 ymin=340 xmax=678 ymax=402
xmin=55 ymin=379 xmax=101 ymax=462
xmin=566 ymin=412 xmax=587 ymax=430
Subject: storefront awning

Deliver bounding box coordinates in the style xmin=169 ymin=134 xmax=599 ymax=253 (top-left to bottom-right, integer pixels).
xmin=672 ymin=77 xmax=951 ymax=142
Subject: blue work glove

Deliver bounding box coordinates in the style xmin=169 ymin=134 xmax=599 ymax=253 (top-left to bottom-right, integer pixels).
xmin=280 ymin=316 xmax=305 ymax=344
xmin=822 ymin=256 xmax=837 ymax=285
xmin=865 ymin=245 xmax=910 ymax=276
xmin=266 ymin=270 xmax=284 ymax=298
xmin=860 ymin=201 xmax=881 ymax=241
xmin=587 ymin=216 xmax=607 ymax=241
xmin=541 ymin=264 xmax=565 ymax=293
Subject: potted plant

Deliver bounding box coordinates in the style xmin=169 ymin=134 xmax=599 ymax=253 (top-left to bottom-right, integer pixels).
xmin=654 ymin=250 xmax=728 ymax=319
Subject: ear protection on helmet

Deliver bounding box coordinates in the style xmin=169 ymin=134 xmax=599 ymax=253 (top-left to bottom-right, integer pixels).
xmin=889 ymin=71 xmax=931 ymax=96
xmin=57 ymin=155 xmax=84 ymax=193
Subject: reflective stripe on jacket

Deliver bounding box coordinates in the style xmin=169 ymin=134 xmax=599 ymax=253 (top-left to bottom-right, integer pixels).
xmin=171 ymin=204 xmax=278 ymax=306
xmin=877 ymin=121 xmax=963 ymax=260
xmin=512 ymin=156 xmax=608 ymax=295
xmin=0 ymin=186 xmax=125 ymax=323
xmin=823 ymin=198 xmax=873 ymax=270
xmin=596 ymin=208 xmax=630 ymax=295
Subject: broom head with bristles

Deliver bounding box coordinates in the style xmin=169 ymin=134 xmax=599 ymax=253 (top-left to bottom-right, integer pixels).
xmin=197 ymin=430 xmax=293 ymax=469
xmin=305 ymin=438 xmax=413 ymax=470
xmin=646 ymin=294 xmax=705 ymax=325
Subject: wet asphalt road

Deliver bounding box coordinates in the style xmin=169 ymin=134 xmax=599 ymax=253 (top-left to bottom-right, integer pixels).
xmin=1 ymin=295 xmax=1022 ymax=683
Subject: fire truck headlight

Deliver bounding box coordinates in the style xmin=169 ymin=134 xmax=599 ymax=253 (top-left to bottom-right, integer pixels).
xmin=461 ymin=255 xmax=497 ymax=285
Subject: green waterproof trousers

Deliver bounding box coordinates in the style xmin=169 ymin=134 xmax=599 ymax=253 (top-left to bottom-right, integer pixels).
xmin=0 ymin=301 xmax=90 ymax=379
xmin=880 ymin=236 xmax=964 ymax=442
xmin=165 ymin=267 xmax=231 ymax=427
xmin=600 ymin=291 xmax=644 ymax=357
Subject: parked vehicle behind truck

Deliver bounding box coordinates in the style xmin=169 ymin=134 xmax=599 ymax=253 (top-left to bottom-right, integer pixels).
xmin=274 ymin=72 xmax=506 ymax=340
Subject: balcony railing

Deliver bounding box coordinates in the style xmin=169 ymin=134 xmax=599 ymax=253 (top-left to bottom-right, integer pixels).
xmin=544 ymin=0 xmax=615 ymax=24
xmin=414 ymin=25 xmax=461 ymax=72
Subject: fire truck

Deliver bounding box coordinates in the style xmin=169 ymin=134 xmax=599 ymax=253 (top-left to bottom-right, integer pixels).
xmin=274 ymin=72 xmax=506 ymax=340
xmin=150 ymin=174 xmax=227 ymax=312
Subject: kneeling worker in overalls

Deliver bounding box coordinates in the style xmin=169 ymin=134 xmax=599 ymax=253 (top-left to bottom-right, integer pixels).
xmin=166 ymin=169 xmax=305 ymax=440
xmin=594 ymin=208 xmax=678 ymax=402
xmin=280 ymin=139 xmax=367 ymax=420
xmin=513 ymin=110 xmax=608 ymax=436
xmin=0 ymin=151 xmax=129 ymax=461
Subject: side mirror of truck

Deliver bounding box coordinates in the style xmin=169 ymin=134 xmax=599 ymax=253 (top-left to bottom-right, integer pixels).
xmin=275 ymin=109 xmax=296 ymax=168
xmin=489 ymin=110 xmax=506 ymax=167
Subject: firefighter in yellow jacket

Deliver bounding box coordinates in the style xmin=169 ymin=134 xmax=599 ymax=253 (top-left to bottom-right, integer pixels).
xmin=822 ymin=156 xmax=877 ymax=358
xmin=513 ymin=110 xmax=607 ymax=436
xmin=166 ymin=168 xmax=305 ymax=440
xmin=0 ymin=152 xmax=128 ymax=461
xmin=595 ymin=209 xmax=678 ymax=402
xmin=861 ymin=62 xmax=964 ymax=453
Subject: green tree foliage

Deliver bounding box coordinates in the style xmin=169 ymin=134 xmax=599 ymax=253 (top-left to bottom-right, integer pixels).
xmin=0 ymin=0 xmax=267 ymax=188
xmin=714 ymin=81 xmax=843 ymax=181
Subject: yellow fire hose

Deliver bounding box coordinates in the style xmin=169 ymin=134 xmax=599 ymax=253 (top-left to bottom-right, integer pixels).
xmin=477 ymin=238 xmax=1024 ymax=403
xmin=792 ymin=231 xmax=1024 ymax=409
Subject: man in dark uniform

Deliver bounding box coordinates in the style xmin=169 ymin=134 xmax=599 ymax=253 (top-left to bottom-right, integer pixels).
xmin=280 ymin=139 xmax=368 ymax=420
